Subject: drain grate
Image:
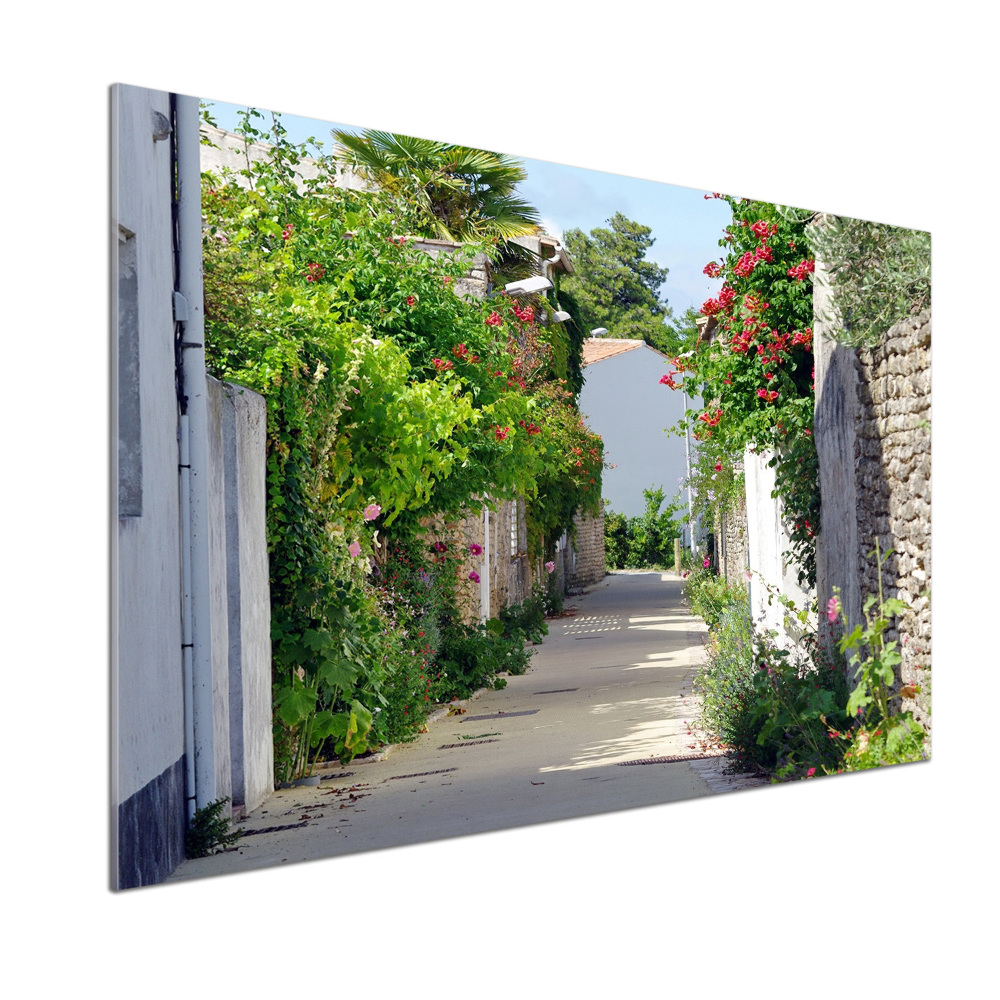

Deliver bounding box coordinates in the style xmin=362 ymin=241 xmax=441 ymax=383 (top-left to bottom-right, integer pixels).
xmin=438 ymin=739 xmax=501 ymax=749
xmin=617 ymin=752 xmax=725 ymax=766
xmin=388 ymin=768 xmax=458 ymax=780
xmin=533 ymin=688 xmax=578 ymax=695
xmin=463 ymin=710 xmax=539 ymax=721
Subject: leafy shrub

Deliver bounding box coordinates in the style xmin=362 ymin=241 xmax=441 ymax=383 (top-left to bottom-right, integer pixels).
xmin=684 ymin=568 xmax=746 ymax=629
xmin=604 ymin=487 xmax=682 ymax=569
xmin=695 ymin=591 xmax=851 ymax=774
xmin=431 ymin=620 xmax=532 ymax=701
xmin=185 ymin=798 xmax=241 ymax=858
xmin=499 ymin=592 xmax=548 ymax=644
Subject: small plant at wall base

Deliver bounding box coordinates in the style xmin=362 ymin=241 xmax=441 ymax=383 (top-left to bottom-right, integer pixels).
xmin=185 ymin=798 xmax=241 ymax=858
xmin=824 ymin=541 xmax=926 ymax=771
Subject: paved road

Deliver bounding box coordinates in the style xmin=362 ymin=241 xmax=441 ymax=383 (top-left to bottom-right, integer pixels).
xmin=169 ymin=570 xmax=723 ymax=883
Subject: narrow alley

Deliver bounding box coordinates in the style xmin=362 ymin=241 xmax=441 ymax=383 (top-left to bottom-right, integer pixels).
xmin=169 ymin=570 xmax=762 ymax=883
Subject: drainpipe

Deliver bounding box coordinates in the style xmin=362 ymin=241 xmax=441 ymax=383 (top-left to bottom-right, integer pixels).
xmin=175 ymin=93 xmax=216 ymax=814
xmin=683 ymin=384 xmax=696 ymax=554
xmin=481 ymin=500 xmax=491 ymax=621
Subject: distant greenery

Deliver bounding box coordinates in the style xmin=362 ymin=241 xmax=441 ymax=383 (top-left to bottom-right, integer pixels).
xmin=560 ymin=213 xmax=675 ymax=351
xmin=604 ymin=487 xmax=683 ymax=569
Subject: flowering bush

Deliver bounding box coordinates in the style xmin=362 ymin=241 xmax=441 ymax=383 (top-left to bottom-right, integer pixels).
xmin=200 ymin=110 xmax=596 ymax=768
xmin=662 ymin=195 xmax=819 ymax=586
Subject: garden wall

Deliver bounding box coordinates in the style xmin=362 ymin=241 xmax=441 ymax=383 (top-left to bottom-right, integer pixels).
xmin=566 ymin=508 xmax=606 ymax=589
xmin=814 ymin=256 xmax=931 ymax=740
xmin=714 ymin=492 xmax=749 ymax=587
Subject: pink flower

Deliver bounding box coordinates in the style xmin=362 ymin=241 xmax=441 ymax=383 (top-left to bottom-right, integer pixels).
xmin=363 ymin=504 xmax=381 ymax=521
xmin=469 ymin=543 xmax=483 ymax=556
xmin=348 ymin=540 xmax=361 ymax=558
xmin=806 ymin=768 xmax=816 ymax=778
xmin=826 ymin=596 xmax=840 ymax=623
xmin=703 ymin=556 xmax=710 ymax=568
xmin=544 ymin=561 xmax=555 ymax=573
xmin=745 ymin=570 xmax=752 ymax=581
xmin=468 ymin=570 xmax=480 ymax=583
xmin=714 ymin=462 xmax=722 ymax=472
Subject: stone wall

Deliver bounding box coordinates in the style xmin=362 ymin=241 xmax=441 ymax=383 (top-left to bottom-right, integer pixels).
xmin=714 ymin=491 xmax=749 ymax=587
xmin=814 ymin=249 xmax=932 ymax=740
xmin=567 ymin=509 xmax=606 ymax=589
xmin=425 ymin=499 xmax=530 ymax=624
xmin=854 ymin=314 xmax=932 ymax=733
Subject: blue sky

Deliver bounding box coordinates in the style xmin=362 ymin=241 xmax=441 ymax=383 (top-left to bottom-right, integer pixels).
xmin=205 ymin=99 xmax=731 ymax=318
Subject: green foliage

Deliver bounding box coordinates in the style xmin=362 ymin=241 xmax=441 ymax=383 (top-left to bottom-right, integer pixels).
xmin=662 ymin=195 xmax=819 ymax=587
xmin=683 ymin=567 xmax=746 ymax=630
xmin=201 ymin=108 xmax=607 ymax=771
xmin=431 ymin=620 xmax=532 ymax=701
xmin=604 ymin=487 xmax=683 ymax=569
xmin=690 ymin=558 xmax=924 ymax=779
xmin=330 ymin=128 xmax=541 ymax=281
xmin=185 ymin=798 xmax=241 ymax=859
xmin=560 ymin=213 xmax=674 ymax=348
xmin=827 ymin=540 xmax=926 ymax=769
xmin=780 ymin=208 xmax=931 ymax=349
xmin=498 ymin=591 xmax=549 ymax=644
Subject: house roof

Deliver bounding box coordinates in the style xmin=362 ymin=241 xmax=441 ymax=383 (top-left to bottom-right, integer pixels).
xmin=581 ymin=337 xmax=667 ymax=366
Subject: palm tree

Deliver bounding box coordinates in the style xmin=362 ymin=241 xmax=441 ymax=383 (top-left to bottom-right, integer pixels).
xmin=332 ymin=129 xmax=541 ymax=277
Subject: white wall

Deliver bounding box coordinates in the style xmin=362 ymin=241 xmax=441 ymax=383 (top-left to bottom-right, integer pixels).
xmin=113 ymin=84 xmax=186 ymax=806
xmin=579 ymin=346 xmax=689 ymax=518
xmin=744 ymin=449 xmax=815 ymax=644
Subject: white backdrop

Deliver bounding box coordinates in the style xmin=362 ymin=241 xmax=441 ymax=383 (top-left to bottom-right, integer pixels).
xmin=4 ymin=4 xmax=989 ymax=996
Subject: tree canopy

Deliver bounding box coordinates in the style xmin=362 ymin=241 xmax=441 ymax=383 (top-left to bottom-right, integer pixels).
xmin=560 ymin=212 xmax=674 ymax=349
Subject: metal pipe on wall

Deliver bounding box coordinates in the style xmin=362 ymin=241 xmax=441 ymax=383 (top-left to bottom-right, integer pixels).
xmin=175 ymin=93 xmax=217 ymax=811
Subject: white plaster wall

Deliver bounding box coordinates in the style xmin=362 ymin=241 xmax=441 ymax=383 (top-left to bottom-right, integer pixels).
xmin=112 ymin=84 xmax=186 ymax=803
xmin=579 ymin=346 xmax=689 ymax=518
xmin=744 ymin=449 xmax=815 ymax=644
xmin=226 ymin=382 xmax=274 ymax=810
xmin=205 ymin=381 xmax=233 ymax=805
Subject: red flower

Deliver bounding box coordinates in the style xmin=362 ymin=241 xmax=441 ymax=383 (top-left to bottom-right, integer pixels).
xmin=406 ymin=295 xmax=416 ymax=307
xmin=485 ymin=311 xmax=503 ymax=327
xmin=494 ymin=425 xmax=509 ymax=441
xmin=432 ymin=358 xmax=454 ymax=371
xmin=714 ymin=462 xmax=722 ymax=472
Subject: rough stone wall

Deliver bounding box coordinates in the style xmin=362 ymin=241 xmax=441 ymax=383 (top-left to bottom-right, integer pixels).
xmin=567 ymin=509 xmax=606 ymax=588
xmin=424 ymin=499 xmax=530 ymax=624
xmin=714 ymin=493 xmax=749 ymax=586
xmin=854 ymin=313 xmax=932 ymax=735
xmin=814 ymin=249 xmax=932 ymax=741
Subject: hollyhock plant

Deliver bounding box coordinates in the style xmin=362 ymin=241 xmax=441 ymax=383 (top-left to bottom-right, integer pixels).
xmin=469 ymin=543 xmax=483 ymax=556
xmin=468 ymin=570 xmax=480 ymax=583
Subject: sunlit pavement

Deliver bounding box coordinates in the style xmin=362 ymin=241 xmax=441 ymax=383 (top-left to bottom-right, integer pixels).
xmin=169 ymin=570 xmax=758 ymax=884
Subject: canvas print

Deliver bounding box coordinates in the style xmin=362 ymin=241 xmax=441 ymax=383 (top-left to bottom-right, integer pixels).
xmin=112 ymin=83 xmax=931 ymax=889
